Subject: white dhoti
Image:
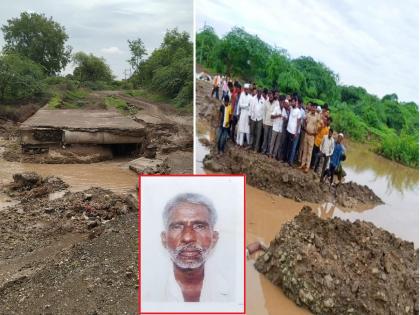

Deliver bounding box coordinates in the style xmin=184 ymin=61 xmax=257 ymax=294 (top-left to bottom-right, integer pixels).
xmin=236 ymin=109 xmax=250 ymax=146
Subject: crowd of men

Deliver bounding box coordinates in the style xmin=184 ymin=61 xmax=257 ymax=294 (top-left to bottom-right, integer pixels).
xmin=212 ymin=74 xmax=346 ymax=184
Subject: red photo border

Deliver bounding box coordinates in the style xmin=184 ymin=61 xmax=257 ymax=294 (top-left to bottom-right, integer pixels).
xmin=138 ymin=174 xmax=246 ymax=314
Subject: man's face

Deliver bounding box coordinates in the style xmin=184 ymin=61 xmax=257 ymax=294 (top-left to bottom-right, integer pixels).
xmin=268 ymin=93 xmax=273 ymax=102
xmin=161 ymin=202 xmax=218 ymax=269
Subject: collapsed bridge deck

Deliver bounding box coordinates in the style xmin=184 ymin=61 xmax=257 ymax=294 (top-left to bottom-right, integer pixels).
xmin=20 ymin=109 xmax=146 ymax=146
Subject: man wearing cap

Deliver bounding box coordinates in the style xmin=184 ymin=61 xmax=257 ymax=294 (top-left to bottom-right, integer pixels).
xmin=236 ymin=83 xmax=252 ymax=146
xmin=322 ymin=133 xmax=345 ymax=185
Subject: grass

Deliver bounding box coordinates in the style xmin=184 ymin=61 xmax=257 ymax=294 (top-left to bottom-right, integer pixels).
xmin=47 ymin=89 xmax=88 ymax=109
xmin=104 ymin=96 xmax=129 ymax=112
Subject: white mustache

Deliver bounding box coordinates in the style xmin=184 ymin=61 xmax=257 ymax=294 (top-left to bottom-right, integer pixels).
xmin=173 ymin=244 xmax=205 ymax=256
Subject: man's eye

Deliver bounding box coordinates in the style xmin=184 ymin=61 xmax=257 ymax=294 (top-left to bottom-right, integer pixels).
xmin=170 ymin=224 xmax=183 ymax=230
xmin=194 ymin=224 xmax=207 ymax=230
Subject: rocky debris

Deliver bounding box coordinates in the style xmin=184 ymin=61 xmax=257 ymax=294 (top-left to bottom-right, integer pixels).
xmin=128 ymin=157 xmax=170 ymax=174
xmin=0 ymin=178 xmax=137 ymax=259
xmin=0 ymin=212 xmax=138 ymax=315
xmin=203 ymin=147 xmax=382 ymax=208
xmin=255 ymin=207 xmax=419 ymax=315
xmin=4 ymin=172 xmax=68 ymax=201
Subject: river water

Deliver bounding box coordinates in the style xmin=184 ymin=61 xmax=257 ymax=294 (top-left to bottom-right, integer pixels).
xmin=0 ymin=135 xmax=417 ymax=315
xmin=196 ymin=133 xmax=419 ymax=315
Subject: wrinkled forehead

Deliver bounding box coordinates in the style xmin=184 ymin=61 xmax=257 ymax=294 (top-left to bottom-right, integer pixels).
xmin=167 ymin=202 xmax=211 ymax=226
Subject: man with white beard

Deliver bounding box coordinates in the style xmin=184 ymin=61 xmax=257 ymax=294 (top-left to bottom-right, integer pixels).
xmin=236 ymin=83 xmax=252 ymax=146
xmin=159 ymin=193 xmax=230 ymax=302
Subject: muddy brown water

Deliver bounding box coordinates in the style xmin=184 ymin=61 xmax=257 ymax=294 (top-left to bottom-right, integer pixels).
xmin=196 ymin=131 xmax=419 ymax=315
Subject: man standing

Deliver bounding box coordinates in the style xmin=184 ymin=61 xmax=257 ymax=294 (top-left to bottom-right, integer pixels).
xmin=236 ymin=83 xmax=252 ymax=146
xmin=211 ymin=74 xmax=221 ymax=99
xmin=322 ymin=133 xmax=345 ymax=185
xmin=311 ymin=116 xmax=331 ymax=168
xmin=160 ymin=193 xmax=229 ymax=302
xmin=261 ymin=91 xmax=276 ymax=154
xmin=230 ymin=83 xmax=241 ymax=142
xmin=269 ymin=95 xmax=287 ymax=158
xmin=300 ymin=103 xmax=321 ymax=172
xmin=217 ymin=95 xmax=232 ymax=154
xmin=284 ymin=96 xmax=302 ymax=166
xmin=249 ymin=88 xmax=265 ymax=151
xmin=314 ymin=127 xmax=335 ymax=176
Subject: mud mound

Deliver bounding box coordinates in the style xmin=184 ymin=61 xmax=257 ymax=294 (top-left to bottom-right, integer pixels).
xmin=203 ymin=147 xmax=382 ymax=208
xmin=196 ymin=80 xmax=220 ymax=126
xmin=5 ymin=172 xmax=68 ymax=201
xmin=0 ymin=184 xmax=137 ymax=259
xmin=0 ymin=212 xmax=138 ymax=315
xmin=255 ymin=207 xmax=419 ymax=315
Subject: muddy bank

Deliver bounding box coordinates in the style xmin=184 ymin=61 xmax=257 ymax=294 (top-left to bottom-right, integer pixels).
xmin=0 ymin=172 xmax=138 ymax=314
xmin=255 ymin=207 xmax=419 ymax=315
xmin=203 ymin=147 xmax=382 ymax=208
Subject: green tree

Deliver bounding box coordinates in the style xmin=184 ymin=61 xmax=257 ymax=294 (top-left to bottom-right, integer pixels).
xmin=1 ymin=12 xmax=72 ymax=75
xmin=127 ymin=38 xmax=146 ymax=70
xmin=0 ymin=53 xmax=45 ymax=101
xmin=72 ymin=52 xmax=113 ymax=83
xmin=196 ymin=25 xmax=219 ymax=66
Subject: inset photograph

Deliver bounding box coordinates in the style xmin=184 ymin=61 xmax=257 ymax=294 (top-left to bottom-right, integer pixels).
xmin=140 ymin=175 xmax=245 ymax=314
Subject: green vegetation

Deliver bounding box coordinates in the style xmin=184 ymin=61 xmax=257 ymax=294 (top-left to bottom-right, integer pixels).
xmin=1 ymin=12 xmax=71 ymax=75
xmin=104 ymin=96 xmax=128 ymax=112
xmin=47 ymin=89 xmax=88 ymax=109
xmin=128 ymin=29 xmax=193 ymax=109
xmin=197 ymin=26 xmax=419 ymax=167
xmin=72 ymin=52 xmax=114 ymax=83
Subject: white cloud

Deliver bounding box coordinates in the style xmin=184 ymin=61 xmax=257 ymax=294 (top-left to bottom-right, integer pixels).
xmin=197 ymin=0 xmax=419 ymax=102
xmin=101 ymin=46 xmax=124 ymax=55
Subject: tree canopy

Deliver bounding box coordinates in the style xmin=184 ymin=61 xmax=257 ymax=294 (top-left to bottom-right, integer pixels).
xmin=72 ymin=52 xmax=113 ymax=83
xmin=1 ymin=12 xmax=72 ymax=75
xmin=129 ymin=29 xmax=193 ymax=108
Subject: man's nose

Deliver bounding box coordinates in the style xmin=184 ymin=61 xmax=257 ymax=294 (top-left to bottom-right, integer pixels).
xmin=181 ymin=226 xmax=196 ymax=244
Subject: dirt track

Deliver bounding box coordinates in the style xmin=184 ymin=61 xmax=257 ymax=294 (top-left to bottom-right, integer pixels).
xmin=255 ymin=207 xmax=419 ymax=315
xmin=0 ymin=173 xmax=138 ymax=314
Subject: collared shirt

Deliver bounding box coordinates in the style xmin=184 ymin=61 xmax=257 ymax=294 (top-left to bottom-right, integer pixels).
xmin=320 ymin=134 xmax=335 ymax=156
xmin=330 ymin=143 xmax=345 ymax=167
xmin=297 ymin=107 xmax=306 ymax=134
xmin=219 ymin=104 xmax=232 ymax=128
xmin=287 ymin=107 xmax=302 ymax=135
xmin=305 ymin=112 xmax=320 ymax=135
xmin=249 ymin=95 xmax=265 ymax=121
xmin=236 ymin=91 xmax=251 ymax=115
xmin=263 ymin=99 xmax=277 ymax=126
xmin=315 ymin=125 xmax=329 ymax=147
xmin=271 ymin=104 xmax=287 ymax=132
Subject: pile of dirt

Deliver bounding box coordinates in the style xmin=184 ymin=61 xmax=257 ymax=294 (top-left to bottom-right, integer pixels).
xmin=255 ymin=207 xmax=419 ymax=315
xmin=0 ymin=172 xmax=138 ymax=314
xmin=196 ymin=79 xmax=220 ymax=127
xmin=4 ymin=172 xmax=68 ymax=201
xmin=203 ymin=147 xmax=382 ymax=208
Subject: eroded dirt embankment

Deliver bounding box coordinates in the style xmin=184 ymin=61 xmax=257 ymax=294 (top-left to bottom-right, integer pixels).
xmin=254 ymin=207 xmax=419 ymax=315
xmin=0 ymin=172 xmax=138 ymax=314
xmin=203 ymin=146 xmax=382 ymax=209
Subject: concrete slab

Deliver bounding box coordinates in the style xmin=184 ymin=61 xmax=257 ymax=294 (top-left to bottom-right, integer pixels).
xmin=128 ymin=157 xmax=166 ymax=174
xmin=20 ymin=109 xmax=145 ymax=131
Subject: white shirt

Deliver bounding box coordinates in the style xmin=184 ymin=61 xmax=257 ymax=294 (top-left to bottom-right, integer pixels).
xmin=287 ymin=107 xmax=302 ymax=135
xmin=271 ymin=104 xmax=287 ymax=132
xmin=263 ymin=100 xmax=277 ymax=126
xmin=249 ymin=95 xmax=265 ymax=121
xmin=320 ymin=135 xmax=335 ymax=156
xmin=297 ymin=107 xmax=306 ymax=134
xmin=145 ymin=257 xmax=232 ymax=303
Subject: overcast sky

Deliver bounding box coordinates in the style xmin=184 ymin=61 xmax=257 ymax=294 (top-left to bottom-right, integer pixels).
xmin=0 ymin=0 xmax=192 ymax=79
xmin=197 ymin=0 xmax=419 ymax=103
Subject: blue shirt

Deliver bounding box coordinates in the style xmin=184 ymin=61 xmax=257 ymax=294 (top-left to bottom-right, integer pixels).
xmin=330 ymin=143 xmax=345 ymax=167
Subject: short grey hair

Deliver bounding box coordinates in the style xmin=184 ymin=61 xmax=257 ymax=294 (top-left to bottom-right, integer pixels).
xmin=162 ymin=193 xmax=217 ymax=229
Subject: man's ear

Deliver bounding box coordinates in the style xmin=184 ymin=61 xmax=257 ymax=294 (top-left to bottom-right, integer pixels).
xmin=211 ymin=230 xmax=219 ymax=248
xmin=161 ymin=231 xmax=167 ymax=249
